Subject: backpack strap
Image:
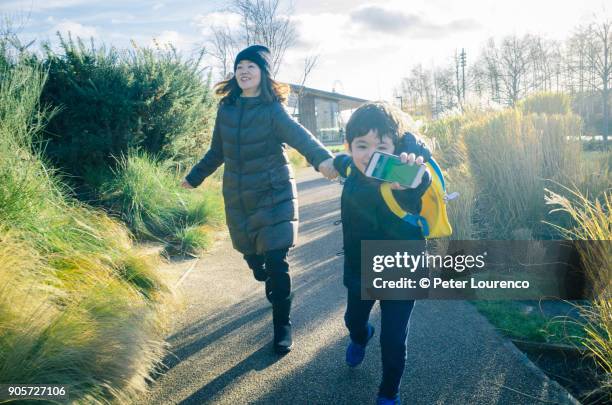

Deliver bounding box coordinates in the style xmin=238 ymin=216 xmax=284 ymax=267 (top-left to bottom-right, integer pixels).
xmin=380 ymin=182 xmax=430 ymax=237
xmin=427 ymin=158 xmax=445 ymax=190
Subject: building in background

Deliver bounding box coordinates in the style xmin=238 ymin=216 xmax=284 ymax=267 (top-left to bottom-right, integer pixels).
xmin=288 ymin=84 xmax=367 ymax=145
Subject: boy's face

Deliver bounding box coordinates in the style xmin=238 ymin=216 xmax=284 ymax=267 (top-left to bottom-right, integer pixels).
xmin=350 ymin=129 xmax=395 ymax=175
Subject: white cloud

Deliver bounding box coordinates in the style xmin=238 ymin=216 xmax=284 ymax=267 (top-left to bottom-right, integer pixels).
xmin=52 ymin=20 xmax=98 ymax=38
xmin=151 ymin=30 xmax=192 ymax=51
xmin=0 ymin=0 xmax=91 ymax=12
xmin=110 ymin=15 xmax=136 ymax=25
xmin=291 ymin=12 xmax=352 ymax=53
xmin=152 ymin=2 xmax=164 ymax=11
xmin=277 ymin=3 xmax=490 ymax=99
xmin=194 ymin=11 xmax=242 ymax=34
xmin=349 ymin=4 xmax=480 ymax=37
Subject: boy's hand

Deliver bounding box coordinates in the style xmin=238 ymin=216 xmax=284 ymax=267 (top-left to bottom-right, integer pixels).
xmin=318 ymin=158 xmax=339 ymax=180
xmin=181 ymin=180 xmax=194 ymax=189
xmin=403 ymin=152 xmax=424 ymax=166
xmin=390 ymin=152 xmax=425 ymax=190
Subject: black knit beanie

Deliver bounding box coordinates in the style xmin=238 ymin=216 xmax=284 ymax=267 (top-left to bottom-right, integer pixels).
xmin=233 ymin=45 xmax=272 ymax=74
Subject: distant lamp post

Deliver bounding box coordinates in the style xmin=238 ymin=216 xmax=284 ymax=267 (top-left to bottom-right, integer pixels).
xmin=396 ymin=96 xmax=403 ymax=111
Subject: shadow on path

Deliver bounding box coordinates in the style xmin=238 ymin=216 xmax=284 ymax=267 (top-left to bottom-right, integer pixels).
xmin=178 ymin=344 xmax=284 ymax=404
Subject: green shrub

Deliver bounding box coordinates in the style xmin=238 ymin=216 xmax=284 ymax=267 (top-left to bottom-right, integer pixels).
xmin=287 ymin=147 xmax=307 ymax=169
xmin=176 ymin=225 xmax=213 ymax=254
xmin=38 ymin=34 xmax=216 ymax=191
xmin=100 ymin=151 xmax=223 ymax=254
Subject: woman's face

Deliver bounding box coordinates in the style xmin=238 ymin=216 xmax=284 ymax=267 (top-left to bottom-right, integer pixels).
xmin=235 ymin=59 xmax=262 ymax=96
xmin=350 ymin=129 xmax=395 ymax=174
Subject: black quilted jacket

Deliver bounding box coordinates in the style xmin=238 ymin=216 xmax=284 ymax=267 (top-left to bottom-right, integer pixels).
xmin=186 ymin=96 xmax=332 ymax=255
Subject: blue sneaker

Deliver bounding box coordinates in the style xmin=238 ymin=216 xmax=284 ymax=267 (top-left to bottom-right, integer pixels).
xmin=376 ymin=394 xmax=400 ymax=405
xmin=346 ymin=324 xmax=375 ymax=367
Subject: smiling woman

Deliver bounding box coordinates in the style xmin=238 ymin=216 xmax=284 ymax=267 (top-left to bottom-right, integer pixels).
xmin=181 ymin=45 xmax=337 ymax=355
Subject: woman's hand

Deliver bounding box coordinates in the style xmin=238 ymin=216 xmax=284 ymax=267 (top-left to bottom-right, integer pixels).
xmin=317 ymin=158 xmax=339 ymax=180
xmin=181 ymin=180 xmax=194 ymax=189
xmin=390 ymin=152 xmax=425 ymax=190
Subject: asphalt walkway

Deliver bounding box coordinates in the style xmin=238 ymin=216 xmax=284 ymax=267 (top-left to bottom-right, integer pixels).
xmin=143 ymin=167 xmax=578 ymax=405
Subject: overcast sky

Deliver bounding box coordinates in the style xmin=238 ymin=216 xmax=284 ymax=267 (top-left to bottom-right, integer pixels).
xmin=1 ymin=0 xmax=609 ymax=101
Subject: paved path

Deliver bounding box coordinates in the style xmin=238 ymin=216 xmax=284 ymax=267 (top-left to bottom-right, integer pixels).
xmin=143 ymin=167 xmax=578 ymax=405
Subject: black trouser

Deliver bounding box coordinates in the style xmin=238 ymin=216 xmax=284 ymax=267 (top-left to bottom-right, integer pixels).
xmin=344 ymin=292 xmax=415 ymax=398
xmin=244 ymin=248 xmax=291 ymax=302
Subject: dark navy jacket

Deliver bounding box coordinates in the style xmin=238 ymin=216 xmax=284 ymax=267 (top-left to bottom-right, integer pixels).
xmin=333 ymin=133 xmax=432 ymax=293
xmin=186 ymin=96 xmax=332 ymax=255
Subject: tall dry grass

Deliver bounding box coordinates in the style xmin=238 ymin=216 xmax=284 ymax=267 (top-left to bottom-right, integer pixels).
xmin=426 ymin=93 xmax=610 ymax=399
xmin=0 ymin=52 xmax=174 ymax=403
xmin=445 ymin=164 xmax=478 ymax=240
xmin=546 ymin=188 xmax=611 ymax=401
xmin=519 ymin=92 xmax=572 ymax=115
xmin=463 ymin=108 xmax=583 ymax=238
xmin=424 ymin=114 xmax=469 ymax=170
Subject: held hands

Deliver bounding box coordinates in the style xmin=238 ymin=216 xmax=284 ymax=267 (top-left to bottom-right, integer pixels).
xmin=317 ymin=158 xmax=339 ymax=180
xmin=181 ymin=160 xmax=340 ymax=188
xmin=390 ymin=152 xmax=424 ymax=190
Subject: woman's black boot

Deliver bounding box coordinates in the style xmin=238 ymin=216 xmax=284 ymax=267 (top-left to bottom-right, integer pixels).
xmin=272 ymin=296 xmax=293 ymax=354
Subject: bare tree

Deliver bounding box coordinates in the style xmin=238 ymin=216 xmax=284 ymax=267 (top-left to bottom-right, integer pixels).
xmin=209 ymin=24 xmax=238 ymax=80
xmin=565 ymin=26 xmax=596 ymax=123
xmin=469 ymin=59 xmax=487 ymax=104
xmin=480 ymin=39 xmax=502 ymax=104
xmin=527 ymin=36 xmax=561 ymax=92
xmin=501 ymin=35 xmax=535 ymax=106
xmin=400 ymin=76 xmax=419 ymax=114
xmin=480 ymin=35 xmax=534 ymax=106
xmin=292 ymin=53 xmax=319 ymax=114
xmin=299 ymin=53 xmax=318 ymax=87
xmin=231 ymin=0 xmax=297 ymax=77
xmin=398 ymin=64 xmax=434 ymax=117
xmin=390 ymin=17 xmax=607 ymax=141
xmin=433 ymin=65 xmax=457 ymax=114
xmin=566 ymin=26 xmax=590 ymax=95
xmin=584 ymin=17 xmax=611 ymax=148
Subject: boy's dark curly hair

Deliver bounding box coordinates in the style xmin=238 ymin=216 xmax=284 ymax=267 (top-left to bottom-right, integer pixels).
xmin=345 ymin=102 xmax=406 ymax=147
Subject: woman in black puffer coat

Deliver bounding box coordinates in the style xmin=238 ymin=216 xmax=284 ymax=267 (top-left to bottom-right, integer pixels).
xmin=182 ymin=45 xmax=337 ymax=354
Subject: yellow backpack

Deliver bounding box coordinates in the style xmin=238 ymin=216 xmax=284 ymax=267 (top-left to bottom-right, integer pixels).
xmin=380 ymin=158 xmax=454 ymax=239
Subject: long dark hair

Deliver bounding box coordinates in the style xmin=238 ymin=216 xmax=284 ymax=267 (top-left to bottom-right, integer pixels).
xmin=214 ymin=67 xmax=290 ymax=105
